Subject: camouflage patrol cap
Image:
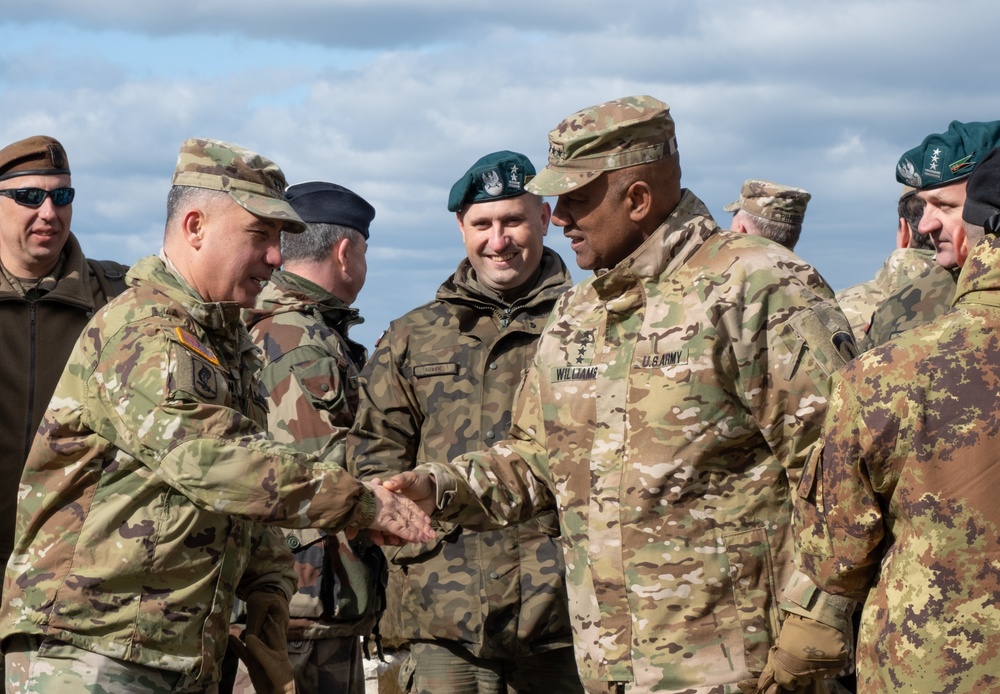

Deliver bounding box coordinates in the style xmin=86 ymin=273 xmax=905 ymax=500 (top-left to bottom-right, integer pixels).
xmin=171 ymin=138 xmax=306 ymax=233
xmin=895 ymin=120 xmax=1000 ymax=191
xmin=447 ymin=150 xmax=535 ymax=212
xmin=723 ymin=179 xmax=811 ymax=225
xmin=962 ymin=145 xmax=1000 ymax=229
xmin=0 ymin=135 xmax=70 ymax=182
xmin=526 ymin=95 xmax=678 ymax=196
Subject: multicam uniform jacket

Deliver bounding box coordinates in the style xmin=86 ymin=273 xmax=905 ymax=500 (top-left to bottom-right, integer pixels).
xmin=860 ymin=261 xmax=958 ymax=350
xmin=419 ymin=191 xmax=856 ymax=693
xmin=348 ymin=248 xmax=575 ymax=658
xmin=834 ymin=247 xmax=937 ymax=344
xmin=798 ymin=234 xmax=1000 ymax=693
xmin=245 ymin=270 xmax=382 ymax=641
xmin=0 ymin=232 xmax=126 ymax=574
xmin=0 ymin=255 xmax=377 ymax=689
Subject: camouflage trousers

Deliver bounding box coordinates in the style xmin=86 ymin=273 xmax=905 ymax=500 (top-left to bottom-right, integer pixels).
xmin=230 ymin=635 xmax=364 ymax=694
xmin=403 ymin=640 xmax=583 ymax=694
xmin=4 ymin=635 xmax=217 ymax=693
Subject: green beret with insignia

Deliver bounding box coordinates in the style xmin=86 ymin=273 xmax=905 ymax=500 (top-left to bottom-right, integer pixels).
xmin=448 ymin=150 xmax=536 ymax=212
xmin=895 ymin=120 xmax=1000 ymax=191
xmin=527 ymin=95 xmax=677 ymax=196
xmin=723 ymin=179 xmax=811 ymax=225
xmin=0 ymin=135 xmax=70 ymax=182
xmin=171 ymin=137 xmax=306 ymax=233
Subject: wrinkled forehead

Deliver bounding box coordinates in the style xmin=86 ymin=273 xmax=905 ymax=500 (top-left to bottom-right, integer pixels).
xmin=917 ymin=179 xmax=967 ymax=207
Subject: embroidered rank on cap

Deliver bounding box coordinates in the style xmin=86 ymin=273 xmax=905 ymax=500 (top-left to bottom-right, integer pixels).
xmin=174 ymin=327 xmax=220 ymax=366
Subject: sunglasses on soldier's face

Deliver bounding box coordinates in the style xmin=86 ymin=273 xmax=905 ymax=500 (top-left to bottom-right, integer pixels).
xmin=0 ymin=187 xmax=75 ymax=208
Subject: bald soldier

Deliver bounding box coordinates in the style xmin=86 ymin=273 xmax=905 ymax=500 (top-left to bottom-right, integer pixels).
xmin=385 ymin=97 xmax=857 ymax=694
xmin=724 ymin=179 xmax=811 ymax=250
xmin=0 ymin=139 xmax=432 ymax=694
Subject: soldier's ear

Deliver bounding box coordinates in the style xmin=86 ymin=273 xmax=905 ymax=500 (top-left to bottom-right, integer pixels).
xmin=333 ymin=236 xmax=352 ymax=271
xmin=180 ymin=208 xmax=207 ymax=250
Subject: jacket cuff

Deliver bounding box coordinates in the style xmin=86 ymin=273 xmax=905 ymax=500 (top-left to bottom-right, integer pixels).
xmin=346 ymin=484 xmax=376 ymax=528
xmin=781 ymin=568 xmax=855 ymax=630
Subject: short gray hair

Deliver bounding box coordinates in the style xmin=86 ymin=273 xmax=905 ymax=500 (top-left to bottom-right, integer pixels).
xmin=281 ymin=222 xmax=362 ymax=263
xmin=736 ymin=209 xmax=801 ymax=250
xmin=165 ymin=185 xmax=228 ymax=228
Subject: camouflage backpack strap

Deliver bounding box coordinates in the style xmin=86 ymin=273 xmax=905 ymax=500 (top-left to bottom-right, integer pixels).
xmin=87 ymin=258 xmax=129 ymax=299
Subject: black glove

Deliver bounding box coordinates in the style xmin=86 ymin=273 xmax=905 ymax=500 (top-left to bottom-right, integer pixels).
xmin=228 ymin=589 xmax=295 ymax=694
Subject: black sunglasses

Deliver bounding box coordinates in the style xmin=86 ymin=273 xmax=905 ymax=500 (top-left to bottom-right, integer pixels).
xmin=0 ymin=187 xmax=75 ymax=208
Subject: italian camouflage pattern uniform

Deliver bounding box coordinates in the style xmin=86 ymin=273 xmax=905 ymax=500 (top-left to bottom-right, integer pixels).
xmin=860 ymin=261 xmax=958 ymax=350
xmin=835 ymin=247 xmax=937 ymax=344
xmin=417 ymin=191 xmax=857 ymax=693
xmin=242 ymin=269 xmax=383 ymax=694
xmin=0 ymin=255 xmax=378 ymax=691
xmin=797 ymin=233 xmax=1000 ymax=693
xmin=348 ymin=248 xmax=581 ymax=690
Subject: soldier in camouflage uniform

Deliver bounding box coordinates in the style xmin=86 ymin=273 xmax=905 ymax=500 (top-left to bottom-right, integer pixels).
xmin=348 ymin=151 xmax=582 ymax=693
xmin=863 ymin=119 xmax=1000 ymax=349
xmin=385 ymin=96 xmax=858 ymax=694
xmin=797 ymin=145 xmax=1000 ymax=693
xmin=723 ymin=178 xmax=811 ymax=251
xmin=239 ymin=181 xmax=384 ymax=694
xmin=0 ymin=139 xmax=433 ymax=694
xmin=835 ymin=187 xmax=937 ymax=343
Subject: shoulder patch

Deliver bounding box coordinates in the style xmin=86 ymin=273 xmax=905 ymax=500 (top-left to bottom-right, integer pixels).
xmin=174 ymin=327 xmax=220 ymax=366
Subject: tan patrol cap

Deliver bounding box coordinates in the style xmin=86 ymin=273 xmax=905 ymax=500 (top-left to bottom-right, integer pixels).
xmin=526 ymin=95 xmax=678 ymax=196
xmin=723 ymin=179 xmax=811 ymax=225
xmin=171 ymin=138 xmax=306 ymax=233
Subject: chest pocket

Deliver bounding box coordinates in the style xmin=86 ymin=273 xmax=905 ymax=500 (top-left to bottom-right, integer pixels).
xmin=166 ymin=337 xmax=232 ymax=407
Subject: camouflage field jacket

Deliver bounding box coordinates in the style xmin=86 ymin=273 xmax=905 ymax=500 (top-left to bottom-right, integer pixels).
xmin=798 ymin=234 xmax=1000 ymax=693
xmin=834 ymin=247 xmax=937 ymax=344
xmin=0 ymin=255 xmax=376 ymax=687
xmin=421 ymin=191 xmax=856 ymax=692
xmin=246 ymin=270 xmax=381 ymax=641
xmin=860 ymin=261 xmax=958 ymax=350
xmin=348 ymin=248 xmax=575 ymax=658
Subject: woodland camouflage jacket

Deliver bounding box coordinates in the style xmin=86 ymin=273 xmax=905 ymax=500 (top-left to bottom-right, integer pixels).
xmin=246 ymin=270 xmax=382 ymax=641
xmin=348 ymin=248 xmax=576 ymax=658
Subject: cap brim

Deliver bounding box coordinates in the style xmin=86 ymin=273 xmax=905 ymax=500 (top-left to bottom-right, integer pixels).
xmin=231 ymin=190 xmax=307 ymax=233
xmin=526 ymin=166 xmax=602 ymax=196
xmin=722 ymin=200 xmax=741 ymax=212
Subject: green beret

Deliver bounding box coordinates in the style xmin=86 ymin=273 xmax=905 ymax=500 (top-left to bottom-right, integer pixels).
xmin=896 ymin=120 xmax=1000 ymax=191
xmin=723 ymin=179 xmax=811 ymax=225
xmin=527 ymin=95 xmax=677 ymax=196
xmin=171 ymin=137 xmax=306 ymax=233
xmin=0 ymin=135 xmax=70 ymax=182
xmin=448 ymin=151 xmax=536 ymax=212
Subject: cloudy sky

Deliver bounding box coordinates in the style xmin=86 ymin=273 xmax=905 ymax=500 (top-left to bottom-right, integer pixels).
xmin=3 ymin=1 xmax=998 ymax=347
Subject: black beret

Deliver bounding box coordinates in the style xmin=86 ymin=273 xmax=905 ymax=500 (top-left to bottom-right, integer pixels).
xmin=0 ymin=135 xmax=70 ymax=182
xmin=284 ymin=181 xmax=375 ymax=239
xmin=963 ymin=145 xmax=1000 ymax=230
